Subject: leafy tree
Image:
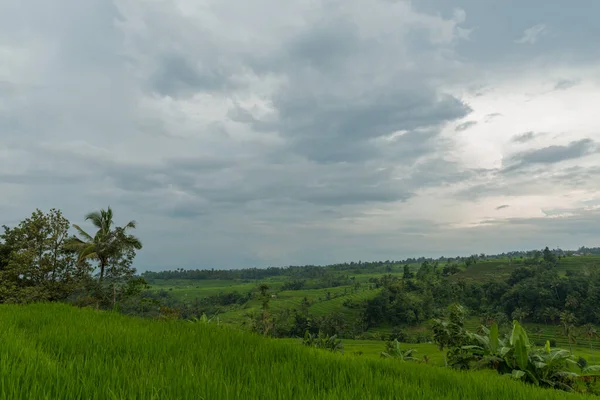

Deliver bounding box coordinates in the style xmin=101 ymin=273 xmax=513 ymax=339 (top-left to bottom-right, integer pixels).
xmin=0 ymin=209 xmax=88 ymax=303
xmin=256 ymin=283 xmax=272 ymax=336
xmin=313 ymin=312 xmax=347 ymax=337
xmin=543 ymin=246 xmax=557 ymax=266
xmin=431 ymin=303 xmax=469 ymax=367
xmin=389 ymin=326 xmax=409 ymax=342
xmin=299 ymin=296 xmax=311 ymax=315
xmin=402 ymin=265 xmax=414 ymax=280
xmin=543 ymin=307 xmax=561 ymax=325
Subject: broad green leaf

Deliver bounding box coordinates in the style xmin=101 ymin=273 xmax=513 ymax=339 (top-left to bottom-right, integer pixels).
xmin=511 ymin=370 xmax=525 ymax=379
xmin=582 ymin=365 xmax=600 ymax=375
xmin=499 ymin=346 xmax=512 ymax=357
xmin=510 ymin=321 xmax=530 ymax=370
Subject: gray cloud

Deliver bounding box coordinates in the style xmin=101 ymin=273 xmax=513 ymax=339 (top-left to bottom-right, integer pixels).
xmin=270 ymin=91 xmax=471 ymax=163
xmin=505 ymin=139 xmax=597 ymax=170
xmin=455 ymin=120 xmax=477 ymax=131
xmin=554 ymin=79 xmax=580 ymax=91
xmin=496 ymin=205 xmax=509 ymax=210
xmin=515 ymin=24 xmax=547 ymax=44
xmin=484 ymin=113 xmax=502 ymax=123
xmin=512 ymin=131 xmax=536 ymax=143
xmin=149 ymin=54 xmax=235 ymax=97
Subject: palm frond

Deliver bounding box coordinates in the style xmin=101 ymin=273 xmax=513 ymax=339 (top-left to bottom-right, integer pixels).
xmin=124 ymin=220 xmax=137 ymax=230
xmin=72 ymin=224 xmax=94 ymax=242
xmin=85 ymin=211 xmax=105 ymax=230
xmin=63 ymin=237 xmax=86 ymax=251
xmin=79 ymin=244 xmax=98 ymax=261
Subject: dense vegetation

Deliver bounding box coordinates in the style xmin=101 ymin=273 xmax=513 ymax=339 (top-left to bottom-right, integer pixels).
xmin=0 ymin=208 xmax=146 ymax=308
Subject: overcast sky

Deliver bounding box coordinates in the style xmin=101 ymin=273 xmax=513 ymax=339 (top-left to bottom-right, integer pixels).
xmin=2 ymin=0 xmax=600 ymax=271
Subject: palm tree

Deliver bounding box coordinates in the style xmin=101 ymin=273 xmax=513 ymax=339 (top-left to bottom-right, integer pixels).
xmin=67 ymin=207 xmax=142 ymax=283
xmin=583 ymin=324 xmax=598 ymax=362
xmin=543 ymin=307 xmax=560 ymax=325
xmin=511 ymin=308 xmax=529 ymax=323
xmin=559 ymin=311 xmax=577 ymax=354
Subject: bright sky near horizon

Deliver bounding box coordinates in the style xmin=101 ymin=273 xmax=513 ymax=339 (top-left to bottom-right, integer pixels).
xmin=1 ymin=0 xmax=600 ymax=270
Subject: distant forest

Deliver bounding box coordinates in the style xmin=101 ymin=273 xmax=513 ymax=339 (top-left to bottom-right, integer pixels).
xmin=142 ymin=247 xmax=600 ymax=281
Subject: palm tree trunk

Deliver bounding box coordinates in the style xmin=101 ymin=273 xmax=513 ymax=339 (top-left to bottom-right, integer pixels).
xmin=569 ymin=336 xmax=573 ymax=354
xmin=99 ymin=259 xmax=106 ymax=282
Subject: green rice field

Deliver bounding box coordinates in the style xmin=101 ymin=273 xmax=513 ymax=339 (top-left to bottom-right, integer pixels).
xmin=0 ymin=303 xmax=594 ymax=399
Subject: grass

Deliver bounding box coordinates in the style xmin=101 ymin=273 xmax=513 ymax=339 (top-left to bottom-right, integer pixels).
xmin=0 ymin=303 xmax=593 ymax=400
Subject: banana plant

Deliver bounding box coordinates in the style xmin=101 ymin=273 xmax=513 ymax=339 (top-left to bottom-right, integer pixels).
xmin=463 ymin=323 xmax=511 ymax=373
xmin=380 ymin=339 xmax=418 ymax=361
xmin=188 ymin=313 xmax=220 ymax=325
xmin=461 ymin=321 xmax=583 ymax=391
xmin=301 ymin=331 xmax=344 ymax=353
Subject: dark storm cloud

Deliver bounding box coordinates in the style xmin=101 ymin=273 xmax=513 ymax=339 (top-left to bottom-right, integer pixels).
xmin=233 ymin=90 xmax=471 ymax=163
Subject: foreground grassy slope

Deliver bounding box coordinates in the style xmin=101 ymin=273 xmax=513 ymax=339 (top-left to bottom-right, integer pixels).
xmin=0 ymin=304 xmax=593 ymax=400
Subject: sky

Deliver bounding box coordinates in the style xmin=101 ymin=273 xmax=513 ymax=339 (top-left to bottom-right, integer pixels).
xmin=2 ymin=0 xmax=600 ymax=271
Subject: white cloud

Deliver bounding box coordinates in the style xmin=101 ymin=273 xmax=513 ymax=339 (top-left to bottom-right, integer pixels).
xmin=515 ymin=24 xmax=547 ymax=44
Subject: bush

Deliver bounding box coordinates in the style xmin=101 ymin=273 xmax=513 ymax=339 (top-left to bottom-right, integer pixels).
xmin=389 ymin=327 xmax=410 ymax=342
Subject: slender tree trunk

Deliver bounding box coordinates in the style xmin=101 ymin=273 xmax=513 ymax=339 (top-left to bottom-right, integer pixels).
xmin=99 ymin=259 xmax=106 ymax=282
xmin=569 ymin=335 xmax=573 ymax=354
